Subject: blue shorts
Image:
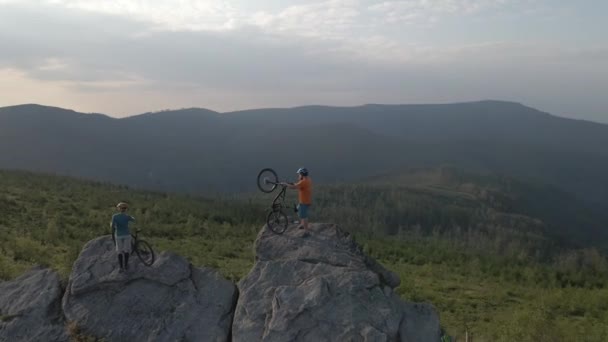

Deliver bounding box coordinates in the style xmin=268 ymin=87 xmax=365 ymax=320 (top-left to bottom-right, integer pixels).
xmin=297 ymin=204 xmax=310 ymax=219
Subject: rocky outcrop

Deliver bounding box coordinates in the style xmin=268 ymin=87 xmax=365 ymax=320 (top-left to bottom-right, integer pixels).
xmin=0 ymin=267 xmax=68 ymax=342
xmin=232 ymin=223 xmax=441 ymax=342
xmin=2 ymin=224 xmax=441 ymax=342
xmin=62 ymin=236 xmax=237 ymax=342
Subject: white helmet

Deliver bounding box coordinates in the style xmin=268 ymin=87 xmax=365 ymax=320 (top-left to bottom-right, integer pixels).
xmin=296 ymin=167 xmax=309 ymax=176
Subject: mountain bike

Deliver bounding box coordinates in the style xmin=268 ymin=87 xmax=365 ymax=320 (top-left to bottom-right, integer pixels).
xmin=112 ymin=229 xmax=155 ymax=266
xmin=257 ymin=168 xmax=297 ymax=234
xmin=131 ymin=229 xmax=155 ymax=266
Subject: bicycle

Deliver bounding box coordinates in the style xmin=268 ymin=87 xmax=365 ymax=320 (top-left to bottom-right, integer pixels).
xmin=112 ymin=229 xmax=155 ymax=266
xmin=257 ymin=168 xmax=297 ymax=234
xmin=131 ymin=229 xmax=155 ymax=266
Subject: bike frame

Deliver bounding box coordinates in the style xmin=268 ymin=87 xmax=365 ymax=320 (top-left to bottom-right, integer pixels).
xmin=259 ymin=169 xmax=296 ymax=234
xmin=264 ymin=178 xmax=296 ymax=212
xmin=130 ymin=229 xmax=141 ymax=240
xmin=271 ymin=185 xmax=288 ymax=211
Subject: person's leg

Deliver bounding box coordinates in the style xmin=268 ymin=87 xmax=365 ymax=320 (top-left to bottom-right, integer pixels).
xmin=297 ymin=204 xmax=304 ymax=229
xmin=123 ymin=235 xmax=132 ymax=270
xmin=299 ymin=205 xmax=311 ymax=231
xmin=116 ymin=237 xmax=124 ymax=270
xmin=118 ymin=253 xmax=124 ymax=270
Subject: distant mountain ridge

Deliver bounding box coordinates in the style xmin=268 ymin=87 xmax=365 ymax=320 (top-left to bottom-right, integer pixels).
xmin=1 ymin=101 xmax=608 ymax=204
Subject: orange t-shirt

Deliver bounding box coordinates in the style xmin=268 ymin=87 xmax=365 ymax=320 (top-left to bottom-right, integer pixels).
xmin=295 ymin=177 xmax=312 ymax=205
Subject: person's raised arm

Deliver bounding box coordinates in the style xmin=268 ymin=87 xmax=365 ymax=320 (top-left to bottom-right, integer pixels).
xmin=281 ymin=181 xmax=300 ymax=189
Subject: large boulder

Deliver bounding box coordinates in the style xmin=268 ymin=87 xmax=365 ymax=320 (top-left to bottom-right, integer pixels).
xmin=232 ymin=223 xmax=441 ymax=342
xmin=0 ymin=267 xmax=68 ymax=342
xmin=62 ymin=235 xmax=237 ymax=342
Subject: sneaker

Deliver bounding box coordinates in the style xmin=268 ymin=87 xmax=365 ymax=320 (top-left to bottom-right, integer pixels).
xmin=118 ymin=268 xmax=125 ymax=273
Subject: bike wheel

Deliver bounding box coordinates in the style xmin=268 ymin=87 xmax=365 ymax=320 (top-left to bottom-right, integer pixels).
xmin=257 ymin=168 xmax=278 ymax=193
xmin=134 ymin=240 xmax=155 ymax=266
xmin=266 ymin=210 xmax=288 ymax=234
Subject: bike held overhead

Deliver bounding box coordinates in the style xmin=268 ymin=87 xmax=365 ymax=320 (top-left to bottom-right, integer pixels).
xmin=111 ymin=202 xmax=135 ymax=273
xmin=256 ymin=167 xmax=313 ymax=235
xmin=257 ymin=168 xmax=292 ymax=234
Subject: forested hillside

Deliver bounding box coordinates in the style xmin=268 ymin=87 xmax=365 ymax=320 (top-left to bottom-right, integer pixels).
xmin=1 ymin=170 xmax=607 ymax=340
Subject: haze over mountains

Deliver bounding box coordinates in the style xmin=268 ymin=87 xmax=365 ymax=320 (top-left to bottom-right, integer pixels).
xmin=1 ymin=100 xmax=608 ymax=206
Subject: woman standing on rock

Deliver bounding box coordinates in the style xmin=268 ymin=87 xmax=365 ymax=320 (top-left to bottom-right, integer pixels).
xmin=111 ymin=202 xmax=135 ymax=272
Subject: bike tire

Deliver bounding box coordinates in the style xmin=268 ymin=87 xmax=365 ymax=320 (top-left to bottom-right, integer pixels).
xmin=134 ymin=239 xmax=155 ymax=266
xmin=257 ymin=168 xmax=279 ymax=193
xmin=266 ymin=210 xmax=288 ymax=234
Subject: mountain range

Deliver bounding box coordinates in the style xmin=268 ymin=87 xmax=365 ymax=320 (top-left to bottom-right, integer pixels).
xmin=1 ymin=101 xmax=607 ymax=206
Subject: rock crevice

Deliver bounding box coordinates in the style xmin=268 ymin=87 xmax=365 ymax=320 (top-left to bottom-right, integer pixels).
xmin=232 ymin=223 xmax=440 ymax=342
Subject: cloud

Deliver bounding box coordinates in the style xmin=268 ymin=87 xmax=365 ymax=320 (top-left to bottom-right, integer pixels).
xmin=1 ymin=0 xmax=550 ymax=65
xmin=372 ymin=0 xmax=516 ymax=14
xmin=0 ymin=3 xmax=373 ymax=96
xmin=41 ymin=0 xmax=529 ymax=34
xmin=368 ymin=0 xmax=514 ymax=25
xmin=0 ymin=0 xmax=606 ymax=122
xmin=47 ymin=0 xmax=242 ymax=31
xmin=46 ymin=0 xmax=366 ymax=42
xmin=250 ymin=0 xmax=362 ymax=39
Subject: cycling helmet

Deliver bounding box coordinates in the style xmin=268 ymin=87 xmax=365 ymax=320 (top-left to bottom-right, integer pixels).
xmin=296 ymin=168 xmax=309 ymax=176
xmin=116 ymin=202 xmax=129 ymax=209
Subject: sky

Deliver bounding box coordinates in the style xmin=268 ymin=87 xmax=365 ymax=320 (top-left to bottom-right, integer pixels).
xmin=0 ymin=0 xmax=606 ymax=122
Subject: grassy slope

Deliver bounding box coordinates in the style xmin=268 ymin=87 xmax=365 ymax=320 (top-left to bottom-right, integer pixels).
xmin=1 ymin=170 xmax=607 ymax=340
xmin=0 ymin=170 xmax=260 ymax=280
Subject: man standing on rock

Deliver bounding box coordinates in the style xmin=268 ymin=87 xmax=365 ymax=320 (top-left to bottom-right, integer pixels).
xmin=111 ymin=202 xmax=135 ymax=272
xmin=281 ymin=168 xmax=312 ymax=233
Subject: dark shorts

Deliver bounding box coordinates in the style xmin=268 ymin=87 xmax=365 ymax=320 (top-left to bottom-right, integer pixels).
xmin=298 ymin=204 xmax=310 ymax=219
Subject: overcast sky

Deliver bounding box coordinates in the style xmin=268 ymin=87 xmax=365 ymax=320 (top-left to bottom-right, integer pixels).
xmin=0 ymin=0 xmax=606 ymax=122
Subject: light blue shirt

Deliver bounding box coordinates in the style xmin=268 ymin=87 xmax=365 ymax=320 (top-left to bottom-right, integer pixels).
xmin=112 ymin=213 xmax=134 ymax=236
